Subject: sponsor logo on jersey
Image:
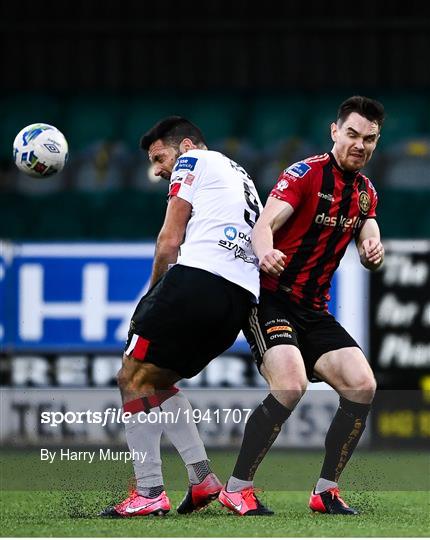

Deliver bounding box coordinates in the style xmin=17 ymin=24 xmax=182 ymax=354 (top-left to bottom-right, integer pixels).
xmin=269 ymin=332 xmax=292 ymax=340
xmin=224 ymin=226 xmax=237 ymax=240
xmin=318 ymin=191 xmax=335 ymax=202
xmin=267 ymin=325 xmax=292 ymax=333
xmin=284 ymin=161 xmax=311 ymax=178
xmin=358 ymin=191 xmax=371 ymax=214
xmin=174 ymin=156 xmax=198 ymax=171
xmin=218 ymin=239 xmax=257 ymax=265
xmin=264 ymin=318 xmax=291 ymax=327
xmin=315 ymin=212 xmax=363 ymax=230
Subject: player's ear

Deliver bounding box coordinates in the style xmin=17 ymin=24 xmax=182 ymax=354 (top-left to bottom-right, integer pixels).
xmin=330 ymin=122 xmax=338 ymax=143
xmin=179 ymin=138 xmax=194 ymax=154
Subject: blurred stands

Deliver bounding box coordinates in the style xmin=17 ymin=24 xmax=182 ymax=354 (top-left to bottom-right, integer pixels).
xmin=0 ymin=91 xmax=429 ymax=241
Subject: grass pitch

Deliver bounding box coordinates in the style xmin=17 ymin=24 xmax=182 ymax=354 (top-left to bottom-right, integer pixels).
xmin=1 ymin=449 xmax=429 ymax=537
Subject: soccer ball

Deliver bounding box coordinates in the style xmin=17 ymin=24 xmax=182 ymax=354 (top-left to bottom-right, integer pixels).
xmin=13 ymin=123 xmax=68 ymax=178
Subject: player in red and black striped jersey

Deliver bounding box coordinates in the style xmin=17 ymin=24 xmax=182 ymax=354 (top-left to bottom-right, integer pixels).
xmin=220 ymin=96 xmax=385 ymax=516
xmin=263 ymin=151 xmax=378 ymax=310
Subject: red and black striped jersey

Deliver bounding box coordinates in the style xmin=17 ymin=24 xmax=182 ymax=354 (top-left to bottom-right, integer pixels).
xmin=261 ymin=152 xmax=378 ymax=311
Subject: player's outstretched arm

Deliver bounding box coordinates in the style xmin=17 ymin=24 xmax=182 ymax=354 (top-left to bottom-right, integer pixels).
xmin=149 ymin=196 xmax=192 ymax=287
xmin=356 ymin=219 xmax=384 ymax=271
xmin=252 ymin=197 xmax=294 ymax=276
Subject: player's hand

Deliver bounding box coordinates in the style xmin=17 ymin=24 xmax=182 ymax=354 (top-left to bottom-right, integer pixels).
xmin=259 ymin=249 xmax=287 ymax=276
xmin=360 ymin=237 xmax=384 ymax=267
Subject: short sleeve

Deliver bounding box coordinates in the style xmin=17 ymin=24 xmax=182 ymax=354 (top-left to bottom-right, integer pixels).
xmin=269 ymin=161 xmax=313 ymax=209
xmin=168 ymin=153 xmax=205 ymax=204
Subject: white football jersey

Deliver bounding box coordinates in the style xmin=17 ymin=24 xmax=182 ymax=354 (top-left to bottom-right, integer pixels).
xmin=168 ymin=149 xmax=262 ymax=301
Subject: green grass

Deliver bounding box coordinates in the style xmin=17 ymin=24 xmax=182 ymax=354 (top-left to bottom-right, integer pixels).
xmin=1 ymin=450 xmax=429 ymax=537
xmin=1 ymin=490 xmax=429 ymax=537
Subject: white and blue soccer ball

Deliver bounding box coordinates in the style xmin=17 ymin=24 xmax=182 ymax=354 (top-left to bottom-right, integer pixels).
xmin=13 ymin=123 xmax=68 ymax=178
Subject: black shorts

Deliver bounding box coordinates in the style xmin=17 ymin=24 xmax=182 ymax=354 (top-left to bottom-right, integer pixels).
xmin=124 ymin=264 xmax=254 ymax=379
xmin=243 ymin=288 xmax=360 ymax=381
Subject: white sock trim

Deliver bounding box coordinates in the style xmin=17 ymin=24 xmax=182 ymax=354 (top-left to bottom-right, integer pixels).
xmin=315 ymin=478 xmax=338 ymax=494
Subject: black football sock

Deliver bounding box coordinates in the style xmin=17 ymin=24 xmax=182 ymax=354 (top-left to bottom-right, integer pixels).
xmin=232 ymin=393 xmax=292 ymax=481
xmin=320 ymin=396 xmax=371 ymax=483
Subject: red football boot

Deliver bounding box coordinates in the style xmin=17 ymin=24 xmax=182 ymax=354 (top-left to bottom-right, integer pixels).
xmin=177 ymin=473 xmax=223 ymax=514
xmin=218 ymin=485 xmax=274 ymax=516
xmin=309 ymin=487 xmax=358 ymax=515
xmin=100 ymin=489 xmax=170 ymax=518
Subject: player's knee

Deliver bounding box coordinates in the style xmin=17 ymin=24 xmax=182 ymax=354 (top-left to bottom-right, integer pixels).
xmin=357 ymin=371 xmax=376 ymax=392
xmin=117 ymin=353 xmax=135 ymax=390
xmin=116 ymin=363 xmax=154 ymax=396
xmin=116 ymin=366 xmax=127 ymax=390
xmin=128 ymin=368 xmax=158 ymax=395
xmin=344 ymin=372 xmax=377 ymax=403
xmin=264 ymin=358 xmax=307 ymax=391
xmin=263 ymin=361 xmax=307 ymax=407
xmin=362 ymin=374 xmax=377 ymax=398
xmin=271 ymin=373 xmax=307 ymax=395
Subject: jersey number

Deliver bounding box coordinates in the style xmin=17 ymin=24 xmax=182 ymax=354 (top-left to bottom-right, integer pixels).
xmin=229 ymin=160 xmax=260 ymax=228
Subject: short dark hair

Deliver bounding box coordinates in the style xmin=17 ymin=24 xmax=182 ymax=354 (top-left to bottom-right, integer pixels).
xmin=140 ymin=115 xmax=207 ymax=150
xmin=337 ymin=96 xmax=385 ymax=130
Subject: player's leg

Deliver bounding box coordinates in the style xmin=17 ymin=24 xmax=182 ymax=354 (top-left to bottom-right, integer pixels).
xmin=309 ymin=346 xmax=377 ymax=515
xmin=220 ymin=344 xmax=307 ymax=515
xmin=162 ymin=268 xmax=255 ymax=513
xmin=314 ymin=346 xmax=376 ymax=484
xmin=161 ymin=391 xmax=222 ymax=514
xmin=103 ymin=266 xmax=249 ymax=517
xmin=101 ymin=356 xmax=180 ymax=518
xmin=220 ymin=293 xmax=308 ymax=515
xmin=159 ymin=267 xmax=260 ymax=513
xmin=122 ymin=359 xmax=221 ymax=513
xmin=228 ymin=344 xmax=307 ymax=484
xmin=102 ymin=353 xmax=220 ymax=516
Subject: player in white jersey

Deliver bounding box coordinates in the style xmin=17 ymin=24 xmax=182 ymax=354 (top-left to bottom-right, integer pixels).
xmin=168 ymin=148 xmax=260 ymax=299
xmin=101 ymin=116 xmax=264 ymax=518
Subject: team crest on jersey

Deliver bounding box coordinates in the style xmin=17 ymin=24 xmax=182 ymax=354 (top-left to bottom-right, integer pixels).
xmin=359 ymin=191 xmax=371 ymax=214
xmin=284 ymin=161 xmax=311 ymax=178
xmin=174 ymin=156 xmax=198 ymax=171
xmin=184 ymin=173 xmax=195 ymax=185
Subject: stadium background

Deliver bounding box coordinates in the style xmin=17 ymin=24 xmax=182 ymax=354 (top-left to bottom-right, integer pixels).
xmin=1 ymin=0 xmax=429 ymax=479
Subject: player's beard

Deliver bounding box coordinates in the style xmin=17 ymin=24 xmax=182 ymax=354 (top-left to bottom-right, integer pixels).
xmin=164 ymin=149 xmax=182 ymax=180
xmin=343 ymin=151 xmax=366 ymax=172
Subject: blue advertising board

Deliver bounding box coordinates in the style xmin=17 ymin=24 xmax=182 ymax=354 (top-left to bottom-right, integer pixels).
xmin=3 ymin=243 xmax=153 ymax=352
xmin=0 ymin=247 xmax=6 ymax=349
xmin=0 ymin=242 xmax=356 ymax=355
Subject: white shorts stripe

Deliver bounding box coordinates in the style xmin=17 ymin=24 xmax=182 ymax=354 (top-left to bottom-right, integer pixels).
xmin=125 ymin=333 xmax=139 ymax=356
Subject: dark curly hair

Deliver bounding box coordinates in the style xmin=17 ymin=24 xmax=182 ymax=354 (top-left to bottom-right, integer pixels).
xmin=337 ymin=96 xmax=385 ymax=130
